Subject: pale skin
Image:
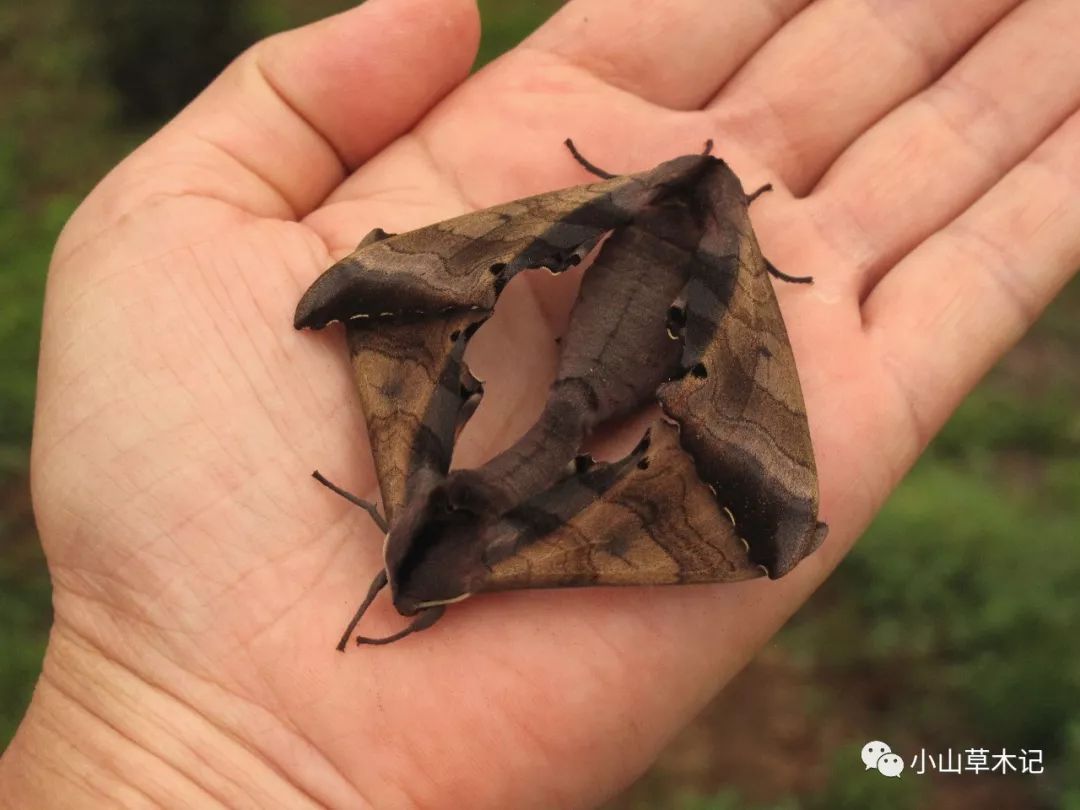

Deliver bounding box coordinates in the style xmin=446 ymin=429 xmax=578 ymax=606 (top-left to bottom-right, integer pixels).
xmin=2 ymin=0 xmax=1078 ymax=806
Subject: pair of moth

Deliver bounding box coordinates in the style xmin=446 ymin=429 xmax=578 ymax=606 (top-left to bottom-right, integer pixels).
xmin=294 ymin=139 xmax=827 ymax=649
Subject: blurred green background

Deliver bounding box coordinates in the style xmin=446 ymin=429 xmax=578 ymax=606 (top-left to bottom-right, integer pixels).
xmin=1 ymin=2 xmax=1076 ymax=808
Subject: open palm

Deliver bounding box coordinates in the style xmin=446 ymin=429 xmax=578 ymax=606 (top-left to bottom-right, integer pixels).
xmin=11 ymin=0 xmax=1078 ymax=807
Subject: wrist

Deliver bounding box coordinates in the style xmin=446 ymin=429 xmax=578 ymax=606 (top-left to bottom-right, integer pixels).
xmin=2 ymin=625 xmax=221 ymax=808
xmin=0 ymin=623 xmax=358 ymax=809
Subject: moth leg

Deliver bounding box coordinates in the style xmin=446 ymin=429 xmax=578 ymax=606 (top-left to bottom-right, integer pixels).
xmin=741 ymin=187 xmax=812 ymax=282
xmin=746 ymin=183 xmax=772 ymax=205
xmin=336 ymin=569 xmax=389 ymax=651
xmin=764 ymin=258 xmax=814 ymax=285
xmin=563 ymin=138 xmax=616 ymax=180
xmin=355 ymin=605 xmax=446 ymax=646
xmin=701 ymin=139 xmax=714 ymax=157
xmin=312 ymin=470 xmax=389 ymax=533
xmin=336 ymin=572 xmax=446 ymax=649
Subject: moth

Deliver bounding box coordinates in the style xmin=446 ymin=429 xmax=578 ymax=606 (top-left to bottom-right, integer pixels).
xmin=295 ymin=139 xmax=827 ymax=648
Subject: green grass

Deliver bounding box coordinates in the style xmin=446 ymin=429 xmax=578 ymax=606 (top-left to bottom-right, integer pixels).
xmin=832 ymin=457 xmax=1080 ymax=745
xmin=780 ymin=287 xmax=1080 ymax=806
xmin=475 ymin=0 xmax=562 ymax=67
xmin=0 ymin=196 xmax=77 ymax=474
xmin=654 ymin=745 xmax=924 ymax=810
xmin=0 ymin=0 xmax=121 ymax=473
xmin=0 ymin=516 xmax=50 ymax=743
xmin=932 ymin=385 xmax=1080 ymax=462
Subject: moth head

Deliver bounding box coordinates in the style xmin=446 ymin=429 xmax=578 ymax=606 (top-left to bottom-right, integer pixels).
xmin=383 ymin=472 xmax=497 ymax=615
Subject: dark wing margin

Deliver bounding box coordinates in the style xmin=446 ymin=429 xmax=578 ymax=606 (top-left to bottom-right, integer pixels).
xmin=657 ymin=162 xmax=826 ymax=577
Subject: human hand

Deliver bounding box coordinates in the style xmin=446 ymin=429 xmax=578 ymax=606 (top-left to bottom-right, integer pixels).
xmin=3 ymin=0 xmax=1078 ymax=807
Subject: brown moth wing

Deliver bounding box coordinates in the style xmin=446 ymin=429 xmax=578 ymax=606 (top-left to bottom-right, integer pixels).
xmin=657 ymin=162 xmax=826 ymax=578
xmin=310 ymin=227 xmax=481 ymax=522
xmin=345 ymin=314 xmax=482 ymax=522
xmin=472 ymin=420 xmax=762 ymax=594
xmin=293 ymin=169 xmax=673 ymax=330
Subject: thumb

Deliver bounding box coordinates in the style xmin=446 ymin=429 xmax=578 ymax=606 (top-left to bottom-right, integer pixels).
xmin=58 ymin=0 xmax=479 ymax=259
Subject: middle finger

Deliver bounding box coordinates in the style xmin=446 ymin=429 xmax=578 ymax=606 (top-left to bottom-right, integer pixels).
xmin=706 ymin=0 xmax=1019 ymax=193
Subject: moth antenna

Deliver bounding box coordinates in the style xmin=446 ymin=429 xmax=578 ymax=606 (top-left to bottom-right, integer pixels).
xmin=336 ymin=570 xmax=389 ymax=651
xmin=355 ymin=605 xmax=446 ymax=646
xmin=564 ymin=139 xmax=616 ymax=180
xmin=312 ymin=470 xmax=389 ymax=533
xmin=701 ymin=138 xmax=714 ymax=156
xmin=765 ymin=259 xmax=813 ymax=285
xmin=746 ymin=183 xmax=773 ymax=205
